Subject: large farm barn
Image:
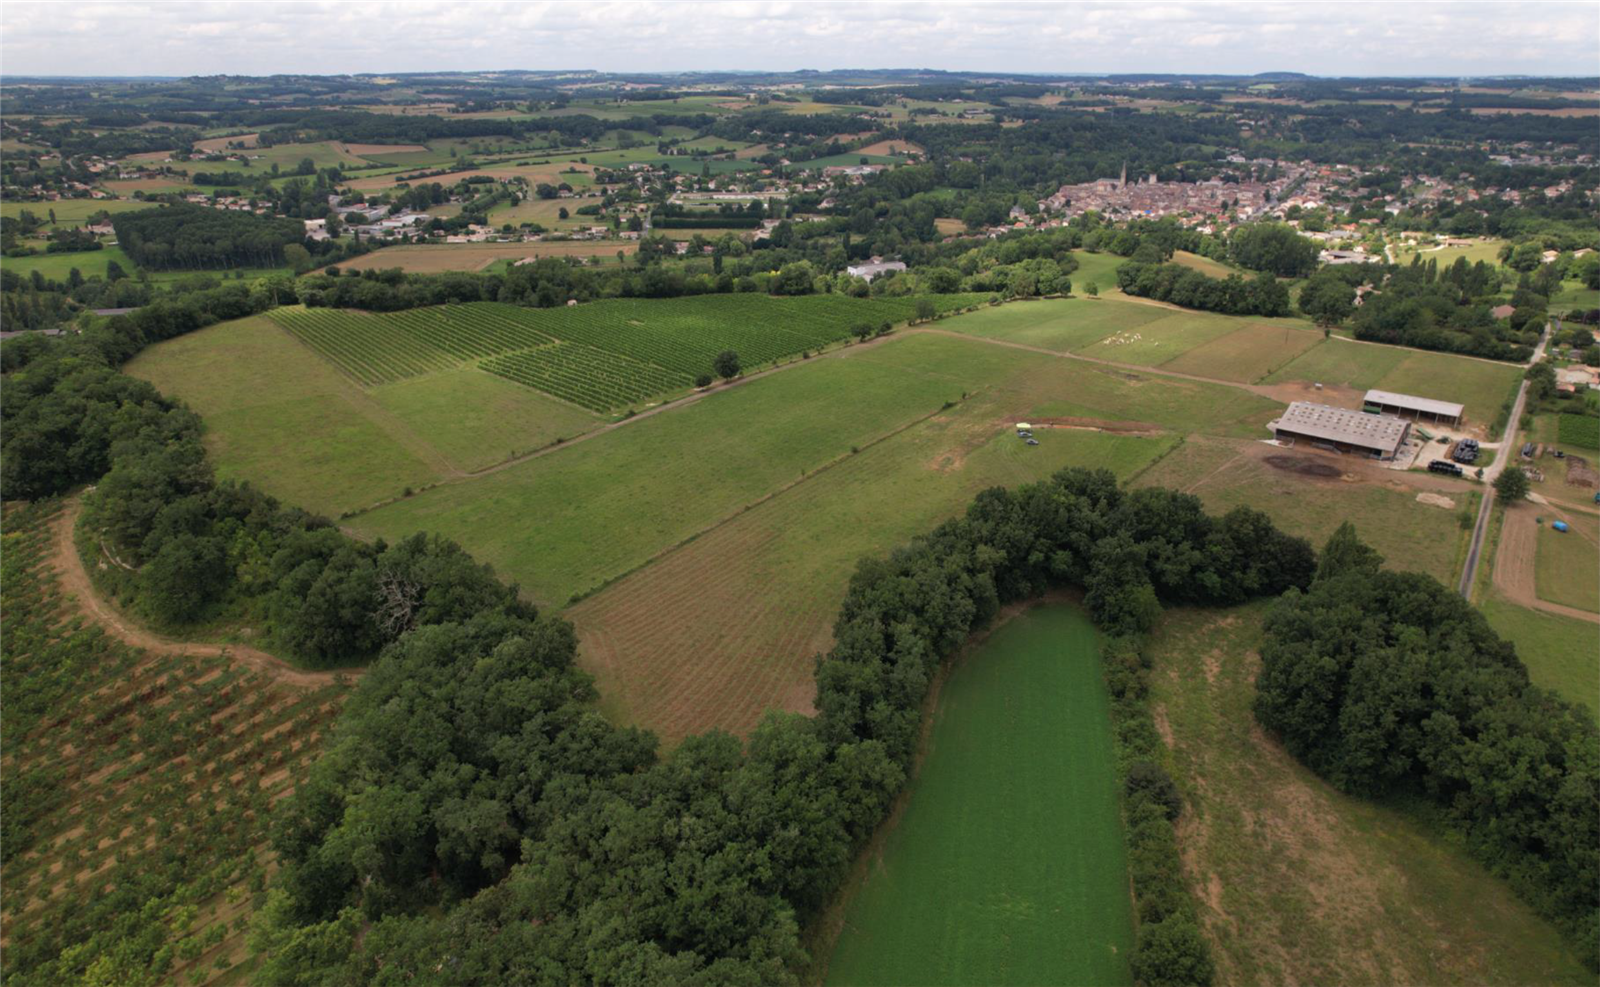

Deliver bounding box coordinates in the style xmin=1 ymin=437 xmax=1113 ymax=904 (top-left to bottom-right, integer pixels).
xmin=1363 ymin=388 xmax=1466 ymax=426
xmin=1272 ymin=400 xmax=1412 ymax=459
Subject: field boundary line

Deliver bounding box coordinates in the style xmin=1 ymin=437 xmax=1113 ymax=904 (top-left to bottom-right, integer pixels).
xmin=563 ymin=396 xmax=970 ymax=608
xmin=340 ymin=324 xmax=926 ymax=519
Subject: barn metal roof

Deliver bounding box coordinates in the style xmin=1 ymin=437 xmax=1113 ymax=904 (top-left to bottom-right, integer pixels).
xmin=1363 ymin=389 xmax=1465 ymax=420
xmin=1275 ymin=401 xmax=1410 ymax=451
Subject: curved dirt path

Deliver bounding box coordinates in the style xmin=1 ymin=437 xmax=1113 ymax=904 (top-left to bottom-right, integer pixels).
xmin=53 ymin=496 xmax=363 ymax=687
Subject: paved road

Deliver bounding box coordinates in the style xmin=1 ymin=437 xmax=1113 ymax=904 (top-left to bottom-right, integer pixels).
xmin=1457 ymin=324 xmax=1548 ymax=598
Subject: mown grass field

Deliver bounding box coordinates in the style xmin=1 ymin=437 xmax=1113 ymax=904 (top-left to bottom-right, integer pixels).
xmin=1147 ymin=605 xmax=1592 ymax=986
xmin=0 ymin=500 xmax=351 ymax=987
xmin=824 ymin=606 xmax=1133 ymax=987
xmin=0 ymin=197 xmax=156 ymax=231
xmin=127 ymin=315 xmax=451 ymax=515
xmin=368 ymin=368 xmax=601 ymax=472
xmin=1391 ymin=238 xmax=1507 ymax=269
xmin=1534 ymin=523 xmax=1600 ymax=612
xmin=1479 ymin=592 xmax=1599 ymax=723
xmin=1135 ymin=435 xmax=1475 ymax=584
xmin=936 ymin=297 xmax=1323 ymax=383
xmin=1264 ymin=340 xmax=1523 ymax=426
xmin=2 ymin=245 xmax=137 ymax=281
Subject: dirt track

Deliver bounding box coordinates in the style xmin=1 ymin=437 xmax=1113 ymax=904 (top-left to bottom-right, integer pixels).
xmin=1492 ymin=503 xmax=1600 ymax=624
xmin=53 ymin=496 xmax=362 ymax=687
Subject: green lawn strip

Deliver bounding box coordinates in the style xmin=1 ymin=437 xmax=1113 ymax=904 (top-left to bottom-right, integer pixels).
xmin=1478 ymin=592 xmax=1599 ymax=723
xmin=825 ymin=606 xmax=1133 ymax=987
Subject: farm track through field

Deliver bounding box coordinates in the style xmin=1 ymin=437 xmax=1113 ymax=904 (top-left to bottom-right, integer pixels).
xmin=1493 ymin=504 xmax=1600 ymax=624
xmin=53 ymin=495 xmax=362 ymax=687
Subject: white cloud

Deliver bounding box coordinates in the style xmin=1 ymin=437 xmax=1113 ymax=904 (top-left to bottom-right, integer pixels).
xmin=0 ymin=1 xmax=1594 ymax=77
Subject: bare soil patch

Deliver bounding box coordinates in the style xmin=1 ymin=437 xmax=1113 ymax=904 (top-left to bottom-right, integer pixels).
xmin=193 ymin=133 xmax=258 ymax=152
xmin=1015 ymin=415 xmax=1164 ymax=436
xmin=1252 ymin=379 xmax=1365 ymax=409
xmin=337 ymin=141 xmax=430 ymax=156
xmin=1416 ymin=492 xmax=1457 ymax=509
xmin=1263 ymin=454 xmax=1344 ymax=479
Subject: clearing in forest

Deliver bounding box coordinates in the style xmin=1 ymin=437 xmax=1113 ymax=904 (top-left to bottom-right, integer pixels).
xmin=824 ymin=606 xmax=1133 ymax=987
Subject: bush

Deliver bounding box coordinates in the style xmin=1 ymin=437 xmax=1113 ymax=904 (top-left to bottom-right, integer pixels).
xmin=1132 ymin=919 xmax=1216 ymax=987
xmin=1126 ymin=761 xmax=1182 ymax=821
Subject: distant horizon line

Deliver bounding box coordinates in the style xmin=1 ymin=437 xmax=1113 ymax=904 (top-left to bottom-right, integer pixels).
xmin=2 ymin=70 xmax=1596 ymax=82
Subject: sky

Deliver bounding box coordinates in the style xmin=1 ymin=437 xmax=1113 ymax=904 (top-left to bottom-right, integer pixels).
xmin=1 ymin=1 xmax=1596 ymax=79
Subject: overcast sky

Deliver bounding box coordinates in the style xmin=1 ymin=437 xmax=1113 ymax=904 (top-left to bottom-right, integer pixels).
xmin=2 ymin=1 xmax=1596 ymax=79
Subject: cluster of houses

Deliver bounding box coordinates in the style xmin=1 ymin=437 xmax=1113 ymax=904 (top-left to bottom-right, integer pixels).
xmin=1038 ymin=161 xmax=1304 ymax=221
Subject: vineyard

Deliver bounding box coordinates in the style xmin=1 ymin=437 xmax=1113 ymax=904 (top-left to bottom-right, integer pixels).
xmin=0 ymin=501 xmax=352 ymax=987
xmin=268 ymin=293 xmax=987 ymax=411
xmin=482 ymin=341 xmax=685 ymax=413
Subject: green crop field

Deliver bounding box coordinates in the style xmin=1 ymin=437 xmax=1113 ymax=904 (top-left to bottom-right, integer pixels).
xmin=937 ymin=297 xmax=1170 ymax=351
xmin=0 ymin=198 xmax=157 ymax=230
xmin=1479 ymin=593 xmax=1599 ymax=723
xmin=1535 ymin=524 xmax=1600 ymax=612
xmin=1557 ymin=413 xmax=1600 ymax=449
xmin=825 ymin=606 xmax=1133 ymax=987
xmin=272 ymin=295 xmax=982 ymax=411
xmin=1161 ymin=323 xmax=1323 ymax=382
xmin=1147 ymin=605 xmax=1592 ymax=985
xmin=1264 ymin=340 xmax=1523 ymax=426
xmin=1 ymin=246 xmax=136 ymax=281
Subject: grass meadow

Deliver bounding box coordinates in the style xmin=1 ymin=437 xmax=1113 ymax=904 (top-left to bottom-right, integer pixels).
xmin=935 ymin=297 xmax=1323 ymax=384
xmin=125 ymin=316 xmax=448 ymax=515
xmin=1135 ymin=435 xmax=1476 ymax=585
xmin=1147 ymin=605 xmax=1592 ymax=986
xmin=2 ymin=246 xmax=137 ymax=281
xmin=1534 ymin=523 xmax=1600 ymax=612
xmin=1478 ymin=592 xmax=1599 ymax=723
xmin=824 ymin=606 xmax=1133 ymax=987
xmin=368 ymin=369 xmax=602 ymax=472
xmin=1264 ymin=340 xmax=1523 ymax=425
